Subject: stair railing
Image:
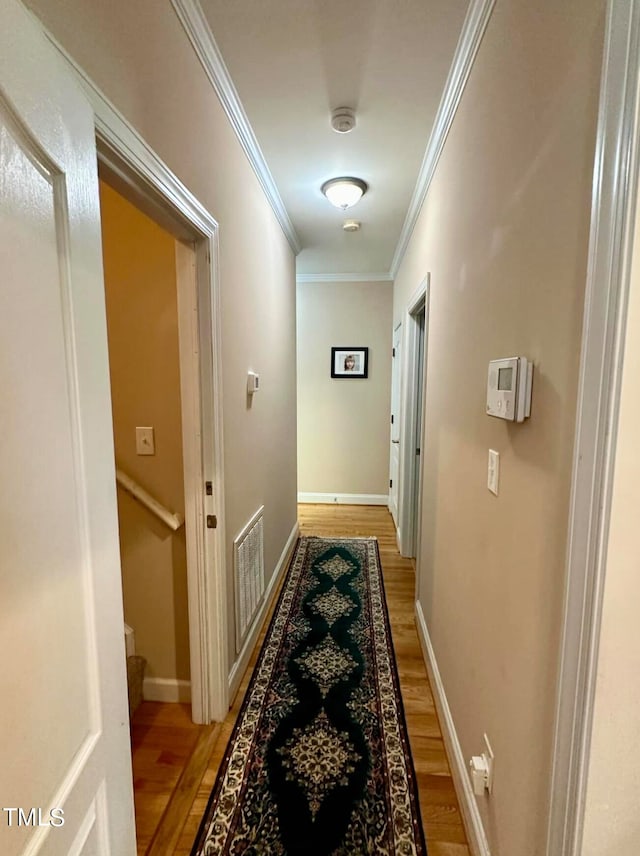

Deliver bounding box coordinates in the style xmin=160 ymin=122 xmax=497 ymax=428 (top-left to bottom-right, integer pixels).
xmin=115 ymin=468 xmax=184 ymax=531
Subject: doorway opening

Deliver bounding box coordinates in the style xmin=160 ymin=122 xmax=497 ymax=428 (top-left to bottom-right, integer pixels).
xmin=99 ymin=179 xmax=192 ymax=718
xmin=397 ymin=276 xmax=429 ymax=562
xmin=96 ymin=137 xmax=228 ymax=848
xmin=95 ymin=130 xmax=228 ymax=730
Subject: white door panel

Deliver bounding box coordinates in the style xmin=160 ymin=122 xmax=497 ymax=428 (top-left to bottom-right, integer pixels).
xmin=0 ymin=1 xmax=135 ymax=853
xmin=389 ymin=324 xmax=401 ymax=526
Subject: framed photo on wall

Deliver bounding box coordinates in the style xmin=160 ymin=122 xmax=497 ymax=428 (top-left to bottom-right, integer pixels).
xmin=331 ymin=347 xmax=369 ymax=379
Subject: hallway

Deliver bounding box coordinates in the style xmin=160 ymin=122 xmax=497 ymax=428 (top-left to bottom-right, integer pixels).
xmin=130 ymin=505 xmax=469 ymax=854
xmin=4 ymin=0 xmax=639 ymax=851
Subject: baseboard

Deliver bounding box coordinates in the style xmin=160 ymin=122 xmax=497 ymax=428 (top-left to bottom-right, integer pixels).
xmin=143 ymin=677 xmax=192 ymax=703
xmin=414 ymin=600 xmax=491 ymax=856
xmin=228 ymin=520 xmax=299 ymax=700
xmin=297 ymin=492 xmax=388 ymax=506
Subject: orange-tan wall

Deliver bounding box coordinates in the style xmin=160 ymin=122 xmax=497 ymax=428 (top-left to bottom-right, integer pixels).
xmin=26 ymin=0 xmax=298 ymax=675
xmin=100 ymin=180 xmax=189 ymax=684
xmin=393 ymin=0 xmax=605 ymax=852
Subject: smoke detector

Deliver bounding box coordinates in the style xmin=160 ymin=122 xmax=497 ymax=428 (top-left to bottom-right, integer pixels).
xmin=343 ymin=220 xmax=361 ymax=232
xmin=331 ymin=107 xmax=356 ymax=134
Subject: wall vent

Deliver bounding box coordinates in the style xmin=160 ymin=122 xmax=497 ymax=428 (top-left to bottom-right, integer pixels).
xmin=234 ymin=505 xmax=265 ymax=653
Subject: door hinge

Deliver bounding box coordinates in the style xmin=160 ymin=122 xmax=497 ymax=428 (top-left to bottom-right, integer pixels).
xmin=392 ymin=347 xmax=396 ymax=357
xmin=391 ymin=414 xmax=394 ymax=424
xmin=205 ymin=481 xmax=213 ymax=496
xmin=389 ymin=479 xmax=393 ymax=488
xmin=416 ymin=448 xmax=421 ymax=455
xmin=206 ymin=514 xmax=217 ymax=529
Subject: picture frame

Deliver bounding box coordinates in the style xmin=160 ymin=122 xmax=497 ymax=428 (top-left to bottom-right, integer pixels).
xmin=331 ymin=347 xmax=369 ymax=379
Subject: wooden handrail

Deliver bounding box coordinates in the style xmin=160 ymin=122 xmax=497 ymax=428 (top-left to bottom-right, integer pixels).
xmin=115 ymin=468 xmax=184 ymax=531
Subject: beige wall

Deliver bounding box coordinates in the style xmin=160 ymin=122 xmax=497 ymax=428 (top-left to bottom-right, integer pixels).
xmin=100 ymin=180 xmax=189 ymax=683
xmin=581 ymin=185 xmax=640 ymax=856
xmin=297 ymin=281 xmax=393 ymax=497
xmin=393 ymin=1 xmax=605 ymax=853
xmin=27 ymin=0 xmax=298 ymax=674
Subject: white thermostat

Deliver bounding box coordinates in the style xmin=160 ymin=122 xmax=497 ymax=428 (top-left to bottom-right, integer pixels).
xmin=486 ymin=357 xmax=533 ymax=422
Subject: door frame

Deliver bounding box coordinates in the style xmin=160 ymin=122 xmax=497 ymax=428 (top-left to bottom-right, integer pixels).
xmin=547 ymin=0 xmax=640 ymax=851
xmin=47 ymin=33 xmax=229 ymax=724
xmin=397 ymin=275 xmax=430 ymax=559
xmin=388 ymin=322 xmax=403 ymax=527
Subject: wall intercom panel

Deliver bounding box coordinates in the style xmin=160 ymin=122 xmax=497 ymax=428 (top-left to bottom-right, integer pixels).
xmin=486 ymin=357 xmax=533 ymax=422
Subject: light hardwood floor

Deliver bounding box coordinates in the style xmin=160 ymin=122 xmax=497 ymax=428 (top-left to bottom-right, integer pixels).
xmin=130 ymin=504 xmax=470 ymax=855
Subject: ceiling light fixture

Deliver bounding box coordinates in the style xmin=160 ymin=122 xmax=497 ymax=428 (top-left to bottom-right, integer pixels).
xmin=321 ymin=177 xmax=368 ymax=210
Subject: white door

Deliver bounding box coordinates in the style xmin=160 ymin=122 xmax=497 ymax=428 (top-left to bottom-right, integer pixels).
xmin=389 ymin=324 xmax=402 ymax=526
xmin=411 ymin=310 xmax=426 ymax=557
xmin=0 ymin=2 xmax=136 ymax=854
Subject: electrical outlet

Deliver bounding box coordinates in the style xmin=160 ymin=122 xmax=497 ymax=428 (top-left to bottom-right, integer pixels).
xmin=136 ymin=426 xmax=155 ymax=455
xmin=488 ymin=449 xmax=499 ymax=495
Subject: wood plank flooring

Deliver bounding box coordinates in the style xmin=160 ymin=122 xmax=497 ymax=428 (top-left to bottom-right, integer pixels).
xmin=130 ymin=504 xmax=469 ymax=855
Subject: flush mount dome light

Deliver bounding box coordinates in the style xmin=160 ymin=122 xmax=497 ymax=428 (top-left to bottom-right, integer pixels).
xmin=321 ymin=177 xmax=368 ymax=210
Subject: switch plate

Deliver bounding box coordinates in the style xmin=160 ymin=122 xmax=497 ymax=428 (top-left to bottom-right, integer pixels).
xmin=247 ymin=371 xmax=260 ymax=394
xmin=483 ymin=733 xmax=494 ymax=794
xmin=488 ymin=449 xmax=499 ymax=495
xmin=136 ymin=426 xmax=155 ymax=455
xmin=469 ymin=734 xmax=495 ymax=796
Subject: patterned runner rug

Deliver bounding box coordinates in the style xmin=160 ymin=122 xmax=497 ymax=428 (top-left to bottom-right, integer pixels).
xmin=191 ymin=536 xmax=426 ymax=855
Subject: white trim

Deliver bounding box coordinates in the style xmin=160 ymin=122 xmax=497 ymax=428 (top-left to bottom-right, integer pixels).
xmin=397 ymin=276 xmax=429 ymax=558
xmin=43 ymin=30 xmax=229 ymax=725
xmin=115 ymin=468 xmax=184 ymax=531
xmin=395 ymin=527 xmax=403 ymax=554
xmin=415 ymin=601 xmax=491 ymax=856
xmin=390 ymin=0 xmax=496 ymax=278
xmin=170 ymin=0 xmax=301 ymax=255
xmin=42 ymin=28 xmax=222 ymax=242
xmin=297 ymin=492 xmax=389 ymax=506
xmin=388 ymin=321 xmax=403 ymax=528
xmin=197 ymin=225 xmax=229 ymax=722
xmin=174 ymin=238 xmax=224 ymax=726
xmin=143 ymin=678 xmax=192 ymax=703
xmin=22 ymin=734 xmax=101 ymax=856
xmin=548 ymin=2 xmax=640 ymax=853
xmin=228 ymin=521 xmax=299 ymax=700
xmin=296 ymin=272 xmax=394 ymax=283
xmin=67 ymin=801 xmax=97 ymax=856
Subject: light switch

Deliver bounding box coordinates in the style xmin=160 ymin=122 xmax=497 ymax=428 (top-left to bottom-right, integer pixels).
xmin=247 ymin=371 xmax=260 ymax=394
xmin=136 ymin=426 xmax=155 ymax=455
xmin=488 ymin=449 xmax=499 ymax=495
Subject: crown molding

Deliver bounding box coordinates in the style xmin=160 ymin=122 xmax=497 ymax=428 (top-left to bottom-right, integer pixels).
xmin=390 ymin=0 xmax=496 ymax=278
xmin=171 ymin=0 xmax=301 ymax=255
xmin=43 ymin=28 xmax=219 ymax=241
xmin=296 ymin=272 xmax=393 ymax=283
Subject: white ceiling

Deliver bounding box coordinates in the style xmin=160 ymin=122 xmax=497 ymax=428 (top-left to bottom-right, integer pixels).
xmin=199 ymin=0 xmax=470 ymax=278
